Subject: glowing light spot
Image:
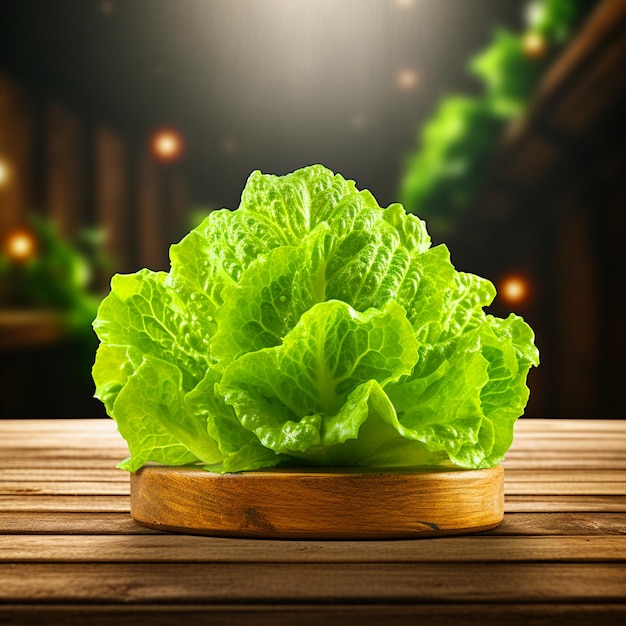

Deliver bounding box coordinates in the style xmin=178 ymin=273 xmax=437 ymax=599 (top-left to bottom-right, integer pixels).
xmin=522 ymin=32 xmax=548 ymax=59
xmin=395 ymin=67 xmax=420 ymax=92
xmin=500 ymin=275 xmax=530 ymax=305
xmin=0 ymin=160 xmax=10 ymax=187
xmin=151 ymin=129 xmax=184 ymax=162
xmin=6 ymin=229 xmax=37 ymax=262
xmin=394 ymin=0 xmax=417 ymax=8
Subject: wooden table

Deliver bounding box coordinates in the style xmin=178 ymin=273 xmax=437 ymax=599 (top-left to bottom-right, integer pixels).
xmin=1 ymin=418 xmax=625 ymax=625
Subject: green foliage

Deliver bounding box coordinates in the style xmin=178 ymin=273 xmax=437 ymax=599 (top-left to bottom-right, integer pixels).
xmin=470 ymin=29 xmax=544 ymax=116
xmin=399 ymin=97 xmax=504 ymax=237
xmin=399 ymin=0 xmax=589 ymax=236
xmin=0 ymin=216 xmax=104 ymax=334
xmin=93 ymin=165 xmax=539 ymax=473
xmin=0 ymin=216 xmax=111 ymax=388
xmin=527 ymin=0 xmax=581 ymax=41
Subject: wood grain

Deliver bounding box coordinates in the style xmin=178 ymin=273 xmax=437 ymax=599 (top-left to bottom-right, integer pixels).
xmin=1 ymin=563 xmax=624 ymax=603
xmin=1 ymin=417 xmax=625 ymax=626
xmin=2 ymin=534 xmax=625 ymax=563
xmin=130 ymin=464 xmax=504 ymax=539
xmin=2 ymin=511 xmax=625 ymax=536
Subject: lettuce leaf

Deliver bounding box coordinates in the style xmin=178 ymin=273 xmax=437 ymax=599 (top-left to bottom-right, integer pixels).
xmin=93 ymin=164 xmax=539 ymax=472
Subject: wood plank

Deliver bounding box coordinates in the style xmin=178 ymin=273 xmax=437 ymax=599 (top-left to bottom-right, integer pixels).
xmin=0 ymin=468 xmax=129 ymax=481
xmin=10 ymin=438 xmax=618 ymax=452
xmin=503 ymin=469 xmax=626 ymax=482
xmin=505 ymin=496 xmax=626 ymax=513
xmin=0 ymin=563 xmax=624 ymax=603
xmin=512 ymin=432 xmax=626 ymax=440
xmin=1 ymin=493 xmax=623 ymax=517
xmin=2 ymin=466 xmax=625 ymax=488
xmin=0 ymin=494 xmax=604 ymax=516
xmin=0 ymin=458 xmax=127 ymax=470
xmin=503 ymin=458 xmax=626 ymax=469
xmin=504 ymin=482 xmax=626 ymax=496
xmin=0 ymin=495 xmax=129 ymax=512
xmin=507 ymin=439 xmax=626 ymax=451
xmin=2 ymin=511 xmax=624 ymax=537
xmin=491 ymin=512 xmax=626 ymax=536
xmin=0 ymin=482 xmax=129 ymax=496
xmin=0 ymin=512 xmax=155 ymax=535
xmin=3 ymin=467 xmax=622 ymax=484
xmin=1 ymin=604 xmax=625 ymax=626
xmin=0 ymin=419 xmax=118 ymax=432
xmin=513 ymin=419 xmax=626 ymax=432
xmin=1 ymin=418 xmax=624 ymax=434
xmin=0 ymin=511 xmax=612 ymax=537
xmin=6 ymin=456 xmax=626 ymax=470
xmin=505 ymin=450 xmax=626 ymax=460
xmin=1 ymin=534 xmax=624 ymax=564
xmin=0 ymin=448 xmax=128 ymax=460
xmin=2 ymin=432 xmax=127 ymax=450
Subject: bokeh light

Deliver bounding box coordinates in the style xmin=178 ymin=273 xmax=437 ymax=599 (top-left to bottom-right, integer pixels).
xmin=150 ymin=129 xmax=184 ymax=162
xmin=395 ymin=67 xmax=420 ymax=92
xmin=6 ymin=229 xmax=37 ymax=262
xmin=0 ymin=159 xmax=10 ymax=187
xmin=522 ymin=32 xmax=548 ymax=59
xmin=499 ymin=275 xmax=531 ymax=306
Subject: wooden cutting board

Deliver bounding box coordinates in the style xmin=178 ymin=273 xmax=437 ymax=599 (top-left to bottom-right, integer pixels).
xmin=131 ymin=465 xmax=504 ymax=539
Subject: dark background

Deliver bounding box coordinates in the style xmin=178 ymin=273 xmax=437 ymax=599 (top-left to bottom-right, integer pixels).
xmin=0 ymin=0 xmax=623 ymax=418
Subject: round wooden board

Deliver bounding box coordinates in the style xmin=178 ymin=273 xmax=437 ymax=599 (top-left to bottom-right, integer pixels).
xmin=131 ymin=465 xmax=504 ymax=539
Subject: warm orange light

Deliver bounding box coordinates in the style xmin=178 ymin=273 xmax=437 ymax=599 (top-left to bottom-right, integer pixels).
xmin=151 ymin=129 xmax=184 ymax=162
xmin=522 ymin=32 xmax=548 ymax=59
xmin=6 ymin=229 xmax=37 ymax=262
xmin=0 ymin=159 xmax=10 ymax=187
xmin=395 ymin=67 xmax=420 ymax=92
xmin=500 ymin=275 xmax=530 ymax=305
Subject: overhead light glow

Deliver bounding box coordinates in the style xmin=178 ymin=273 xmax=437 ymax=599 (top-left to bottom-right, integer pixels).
xmin=151 ymin=129 xmax=184 ymax=162
xmin=499 ymin=275 xmax=530 ymax=305
xmin=6 ymin=229 xmax=37 ymax=262
xmin=395 ymin=67 xmax=420 ymax=92
xmin=0 ymin=159 xmax=10 ymax=187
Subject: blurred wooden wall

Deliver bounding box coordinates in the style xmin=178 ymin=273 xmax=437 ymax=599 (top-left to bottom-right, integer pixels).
xmin=450 ymin=0 xmax=626 ymax=418
xmin=0 ymin=72 xmax=34 ymax=236
xmin=0 ymin=70 xmax=191 ymax=276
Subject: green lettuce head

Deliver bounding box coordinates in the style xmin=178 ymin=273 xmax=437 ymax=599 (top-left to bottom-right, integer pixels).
xmin=92 ymin=165 xmax=539 ymax=473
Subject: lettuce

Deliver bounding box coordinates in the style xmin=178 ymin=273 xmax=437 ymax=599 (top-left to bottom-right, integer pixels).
xmin=92 ymin=165 xmax=539 ymax=473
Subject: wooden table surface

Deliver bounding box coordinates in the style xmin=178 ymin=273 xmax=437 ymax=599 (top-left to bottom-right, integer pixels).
xmin=1 ymin=418 xmax=625 ymax=625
